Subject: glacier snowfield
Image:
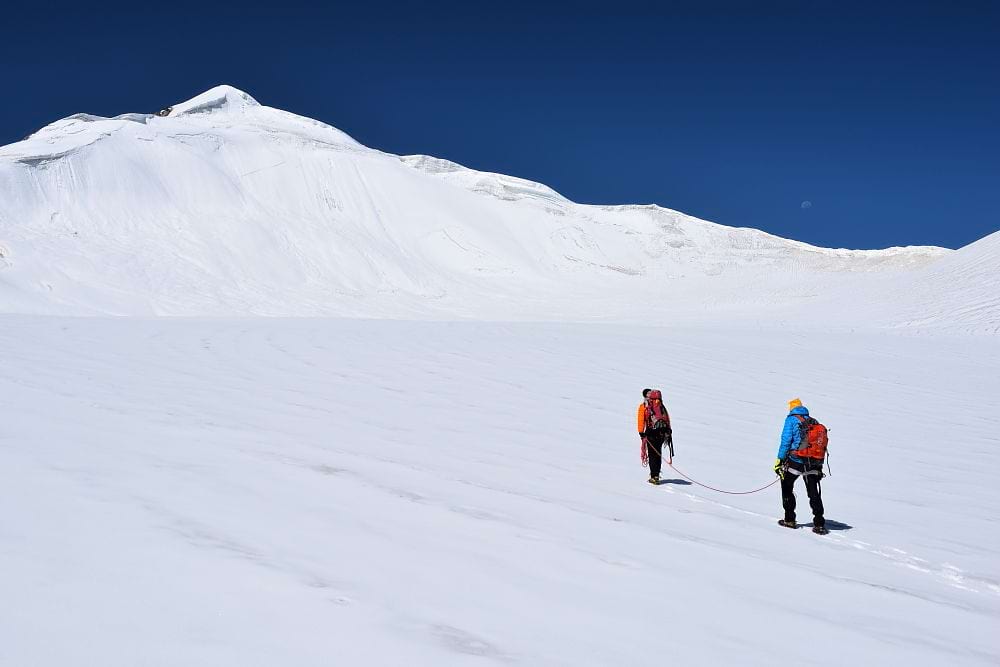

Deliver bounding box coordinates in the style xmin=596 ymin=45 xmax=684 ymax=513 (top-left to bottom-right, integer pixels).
xmin=2 ymin=317 xmax=998 ymax=665
xmin=1 ymin=85 xmax=998 ymax=664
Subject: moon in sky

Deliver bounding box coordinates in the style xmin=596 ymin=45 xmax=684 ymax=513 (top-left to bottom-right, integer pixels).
xmin=801 ymin=200 xmax=812 ymax=209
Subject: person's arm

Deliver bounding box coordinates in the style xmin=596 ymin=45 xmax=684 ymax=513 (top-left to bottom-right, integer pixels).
xmin=777 ymin=416 xmax=795 ymax=460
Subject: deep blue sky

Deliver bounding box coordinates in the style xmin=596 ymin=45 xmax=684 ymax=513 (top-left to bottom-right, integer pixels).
xmin=2 ymin=1 xmax=997 ymax=249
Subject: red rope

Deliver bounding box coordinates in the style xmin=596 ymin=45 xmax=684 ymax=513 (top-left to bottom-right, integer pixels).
xmin=664 ymin=461 xmax=780 ymax=495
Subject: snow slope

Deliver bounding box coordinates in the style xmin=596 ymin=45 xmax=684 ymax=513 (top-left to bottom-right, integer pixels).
xmin=2 ymin=317 xmax=998 ymax=665
xmin=884 ymin=230 xmax=1000 ymax=334
xmin=1 ymin=85 xmax=977 ymax=327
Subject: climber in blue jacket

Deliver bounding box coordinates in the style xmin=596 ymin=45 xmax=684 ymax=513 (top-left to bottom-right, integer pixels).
xmin=774 ymin=398 xmax=827 ymax=534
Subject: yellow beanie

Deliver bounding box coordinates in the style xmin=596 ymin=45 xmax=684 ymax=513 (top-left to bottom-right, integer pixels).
xmin=788 ymin=398 xmax=803 ymax=410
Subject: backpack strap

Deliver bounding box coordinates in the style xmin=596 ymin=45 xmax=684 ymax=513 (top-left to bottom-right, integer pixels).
xmin=793 ymin=414 xmax=816 ymax=427
xmin=790 ymin=414 xmax=809 ymax=455
xmin=641 ymin=402 xmax=655 ymax=431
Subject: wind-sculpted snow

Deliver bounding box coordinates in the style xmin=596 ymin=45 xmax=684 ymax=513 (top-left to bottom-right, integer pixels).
xmin=2 ymin=85 xmax=989 ymax=329
xmin=1 ymin=317 xmax=998 ymax=665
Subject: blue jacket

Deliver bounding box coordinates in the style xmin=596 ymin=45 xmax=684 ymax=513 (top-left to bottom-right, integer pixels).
xmin=777 ymin=406 xmax=810 ymax=463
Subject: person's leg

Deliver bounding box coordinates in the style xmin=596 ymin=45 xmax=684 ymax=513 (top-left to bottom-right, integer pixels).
xmin=804 ymin=474 xmax=825 ymax=527
xmin=647 ymin=439 xmax=662 ymax=478
xmin=780 ymin=474 xmax=798 ymax=522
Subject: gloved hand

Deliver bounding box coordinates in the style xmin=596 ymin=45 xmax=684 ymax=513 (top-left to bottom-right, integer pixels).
xmin=773 ymin=458 xmax=785 ymax=476
xmin=639 ymin=431 xmax=646 ymax=442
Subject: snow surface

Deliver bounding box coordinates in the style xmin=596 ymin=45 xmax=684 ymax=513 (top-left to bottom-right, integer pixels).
xmin=1 ymin=86 xmax=999 ymax=665
xmin=2 ymin=318 xmax=998 ymax=665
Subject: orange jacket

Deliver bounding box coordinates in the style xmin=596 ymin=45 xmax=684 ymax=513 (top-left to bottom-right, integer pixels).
xmin=637 ymin=401 xmax=671 ymax=434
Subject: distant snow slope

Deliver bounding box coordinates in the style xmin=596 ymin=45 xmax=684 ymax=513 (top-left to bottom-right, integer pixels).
xmin=889 ymin=230 xmax=999 ymax=334
xmin=2 ymin=85 xmax=987 ymax=329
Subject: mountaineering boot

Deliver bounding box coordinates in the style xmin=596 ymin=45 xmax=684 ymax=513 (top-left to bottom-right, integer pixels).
xmin=778 ymin=519 xmax=797 ymax=529
xmin=648 ymin=476 xmax=659 ymax=485
xmin=812 ymin=525 xmax=829 ymax=535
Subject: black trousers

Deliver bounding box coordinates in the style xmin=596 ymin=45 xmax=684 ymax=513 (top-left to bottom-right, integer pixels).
xmin=780 ymin=466 xmax=825 ymax=527
xmin=645 ymin=430 xmax=668 ymax=477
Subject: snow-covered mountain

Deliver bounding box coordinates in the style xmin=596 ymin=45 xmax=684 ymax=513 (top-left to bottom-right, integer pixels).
xmin=4 ymin=84 xmax=989 ymax=329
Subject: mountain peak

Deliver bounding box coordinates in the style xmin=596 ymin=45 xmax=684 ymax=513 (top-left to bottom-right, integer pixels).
xmin=167 ymin=85 xmax=260 ymax=117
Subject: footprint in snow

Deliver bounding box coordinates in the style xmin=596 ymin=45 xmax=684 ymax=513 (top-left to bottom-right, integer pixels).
xmin=430 ymin=624 xmax=507 ymax=660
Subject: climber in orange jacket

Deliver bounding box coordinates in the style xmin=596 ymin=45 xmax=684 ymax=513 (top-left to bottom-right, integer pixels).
xmin=637 ymin=388 xmax=672 ymax=484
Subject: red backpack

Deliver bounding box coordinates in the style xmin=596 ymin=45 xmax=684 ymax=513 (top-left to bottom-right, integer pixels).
xmin=644 ymin=390 xmax=671 ymax=433
xmin=792 ymin=415 xmax=829 ymax=461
